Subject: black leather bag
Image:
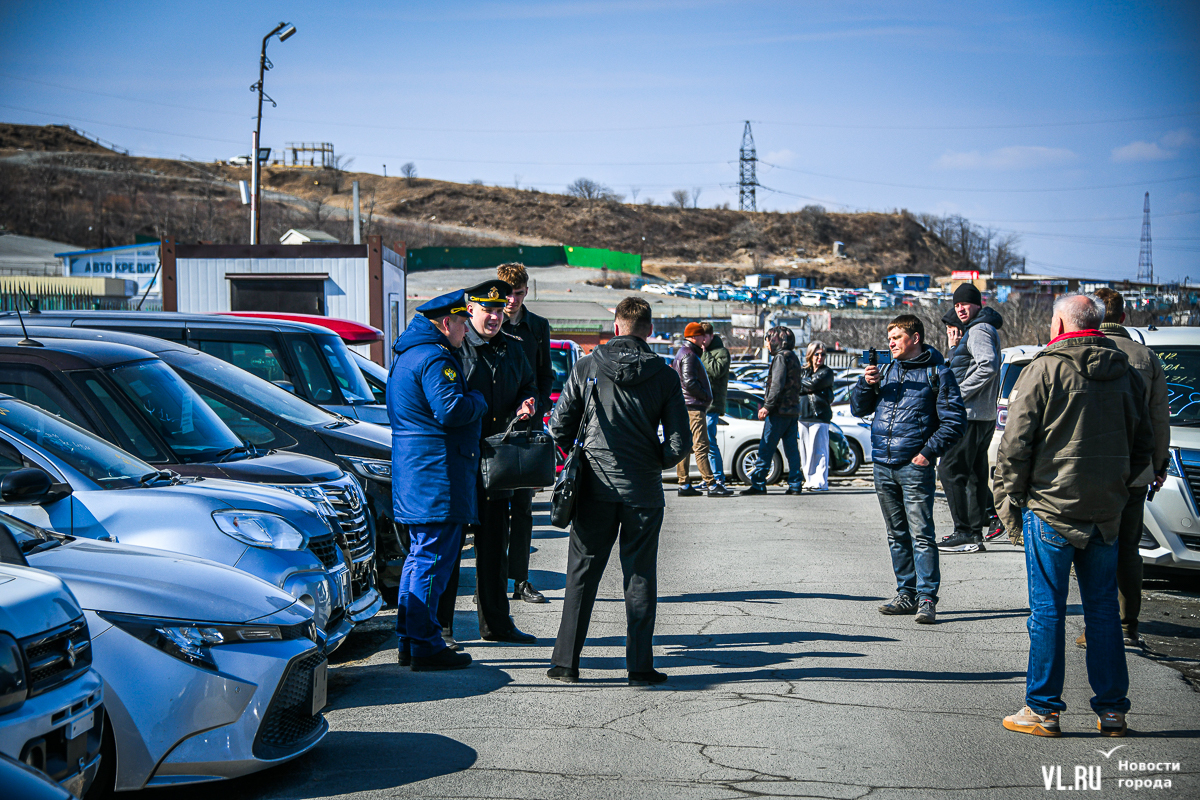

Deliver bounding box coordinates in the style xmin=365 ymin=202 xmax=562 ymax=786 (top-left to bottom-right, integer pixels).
xmin=480 ymin=417 xmax=556 ymax=491
xmin=550 ymin=378 xmax=597 ymax=529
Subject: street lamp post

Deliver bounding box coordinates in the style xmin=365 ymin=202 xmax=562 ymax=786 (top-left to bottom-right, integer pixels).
xmin=249 ymin=21 xmax=297 ymax=245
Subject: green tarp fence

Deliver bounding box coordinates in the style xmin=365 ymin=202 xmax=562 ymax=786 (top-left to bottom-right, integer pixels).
xmin=406 ymin=245 xmax=641 ymax=275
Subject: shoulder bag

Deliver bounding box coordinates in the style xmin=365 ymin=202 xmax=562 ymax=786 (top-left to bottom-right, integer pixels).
xmin=480 ymin=416 xmax=557 ymax=492
xmin=550 ymin=378 xmax=597 ymax=528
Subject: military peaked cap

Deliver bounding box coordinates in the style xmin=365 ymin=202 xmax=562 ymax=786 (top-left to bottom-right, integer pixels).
xmin=416 ymin=290 xmax=470 ymax=318
xmin=464 ymin=279 xmax=512 ymax=308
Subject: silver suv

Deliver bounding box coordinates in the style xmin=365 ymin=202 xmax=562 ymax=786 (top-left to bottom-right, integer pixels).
xmin=0 ymin=563 xmax=104 ymax=797
xmin=1127 ymin=326 xmax=1200 ymax=573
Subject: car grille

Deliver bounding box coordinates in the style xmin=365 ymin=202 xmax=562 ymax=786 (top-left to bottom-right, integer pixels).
xmin=253 ymin=649 xmax=328 ymax=760
xmin=322 ymin=479 xmax=372 ymax=562
xmin=21 ymin=617 xmax=91 ymax=697
xmin=1179 ymin=533 xmax=1200 ymax=552
xmin=1179 ymin=461 xmax=1200 ymax=506
xmin=307 ymin=532 xmax=340 ymax=569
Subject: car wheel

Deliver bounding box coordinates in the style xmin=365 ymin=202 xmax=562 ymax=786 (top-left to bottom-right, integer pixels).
xmin=734 ymin=444 xmax=782 ymax=485
xmin=831 ymin=441 xmax=863 ymax=477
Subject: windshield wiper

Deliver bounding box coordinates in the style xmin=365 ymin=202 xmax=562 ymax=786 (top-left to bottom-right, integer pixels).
xmin=20 ymin=538 xmax=64 ymax=555
xmin=138 ymin=469 xmax=177 ymax=486
xmin=211 ymin=445 xmax=250 ymax=463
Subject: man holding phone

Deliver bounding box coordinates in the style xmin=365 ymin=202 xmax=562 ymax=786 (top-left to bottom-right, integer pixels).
xmin=851 ymin=315 xmax=965 ymax=624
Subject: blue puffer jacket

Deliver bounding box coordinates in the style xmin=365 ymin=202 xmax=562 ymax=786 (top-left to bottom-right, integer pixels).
xmin=850 ymin=345 xmax=965 ymax=466
xmin=388 ymin=315 xmax=487 ymax=525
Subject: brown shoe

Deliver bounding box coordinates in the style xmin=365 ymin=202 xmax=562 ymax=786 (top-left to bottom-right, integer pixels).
xmin=1003 ymin=706 xmax=1061 ymax=737
xmin=1075 ymin=633 xmax=1086 ymax=649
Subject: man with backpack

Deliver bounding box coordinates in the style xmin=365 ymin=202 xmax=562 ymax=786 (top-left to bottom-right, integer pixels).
xmin=851 ymin=315 xmax=965 ymax=625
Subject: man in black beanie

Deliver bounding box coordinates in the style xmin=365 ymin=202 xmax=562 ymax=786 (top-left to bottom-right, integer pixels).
xmin=937 ymin=282 xmax=1004 ymax=554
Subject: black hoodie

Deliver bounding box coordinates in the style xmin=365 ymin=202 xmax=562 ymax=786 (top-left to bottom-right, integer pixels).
xmin=549 ymin=335 xmax=690 ymax=508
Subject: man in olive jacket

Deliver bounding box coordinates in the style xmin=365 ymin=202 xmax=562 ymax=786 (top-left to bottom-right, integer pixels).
xmin=546 ymin=297 xmax=690 ymax=686
xmin=995 ymin=294 xmax=1154 ymax=739
xmin=699 ymin=322 xmax=731 ymax=489
xmin=1079 ymin=288 xmax=1171 ymax=647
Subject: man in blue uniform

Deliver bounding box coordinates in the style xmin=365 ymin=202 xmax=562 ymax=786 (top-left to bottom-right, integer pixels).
xmin=389 ymin=290 xmax=487 ymax=671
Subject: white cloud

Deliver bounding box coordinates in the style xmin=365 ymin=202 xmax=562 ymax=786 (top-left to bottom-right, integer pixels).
xmin=765 ymin=148 xmax=795 ymax=165
xmin=1111 ymin=128 xmax=1195 ymax=162
xmin=936 ymin=145 xmax=1077 ymax=171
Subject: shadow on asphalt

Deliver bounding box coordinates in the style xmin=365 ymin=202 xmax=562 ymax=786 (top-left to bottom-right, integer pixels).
xmin=657 ymin=589 xmax=887 ymax=604
xmin=330 ymin=660 xmax=514 ymax=708
xmin=166 ymin=731 xmax=476 ymax=799
xmin=933 ymin=608 xmax=1030 ymax=624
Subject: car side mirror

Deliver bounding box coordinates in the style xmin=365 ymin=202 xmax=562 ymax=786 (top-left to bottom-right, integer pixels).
xmin=0 ymin=469 xmax=53 ymax=505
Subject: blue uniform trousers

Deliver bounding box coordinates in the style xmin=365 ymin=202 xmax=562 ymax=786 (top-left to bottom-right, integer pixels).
xmin=396 ymin=522 xmax=463 ymax=657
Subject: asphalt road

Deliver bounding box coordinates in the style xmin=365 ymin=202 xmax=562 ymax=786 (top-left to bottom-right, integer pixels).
xmin=177 ymin=487 xmax=1199 ymax=799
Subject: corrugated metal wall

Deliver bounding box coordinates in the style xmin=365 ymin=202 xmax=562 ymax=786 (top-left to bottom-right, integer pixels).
xmin=175 ymin=257 xmax=370 ymax=321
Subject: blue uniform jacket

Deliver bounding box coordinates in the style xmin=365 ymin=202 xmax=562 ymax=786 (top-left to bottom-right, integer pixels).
xmin=850 ymin=344 xmax=965 ymax=466
xmin=388 ymin=315 xmax=487 ymax=525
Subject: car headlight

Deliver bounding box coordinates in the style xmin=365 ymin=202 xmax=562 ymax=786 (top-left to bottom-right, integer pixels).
xmin=98 ymin=612 xmax=286 ymax=672
xmin=344 ymin=456 xmax=391 ymax=482
xmin=1166 ymin=447 xmax=1183 ymax=478
xmin=212 ymin=510 xmax=307 ymax=550
xmin=0 ymin=633 xmax=27 ymax=715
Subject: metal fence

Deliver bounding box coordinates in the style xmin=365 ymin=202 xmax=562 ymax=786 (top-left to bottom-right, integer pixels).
xmin=0 ymin=291 xmax=149 ymax=312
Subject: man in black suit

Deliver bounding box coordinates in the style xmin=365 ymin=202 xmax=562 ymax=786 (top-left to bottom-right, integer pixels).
xmin=498 ymin=263 xmax=554 ymax=604
xmin=546 ymin=296 xmax=690 ymax=686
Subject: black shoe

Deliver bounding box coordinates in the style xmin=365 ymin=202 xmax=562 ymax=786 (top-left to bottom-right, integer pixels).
xmin=740 ymin=485 xmax=767 ymax=495
xmin=442 ymin=628 xmax=463 ymax=651
xmin=512 ymin=580 xmax=547 ymax=603
xmin=984 ymin=517 xmax=1006 ymax=542
xmin=707 ymin=483 xmax=732 ymax=497
xmin=628 ymin=670 xmax=668 ymax=686
xmin=937 ymin=531 xmax=985 ymax=553
xmin=879 ymin=593 xmax=917 ymax=615
xmin=678 ymin=485 xmax=701 ymax=497
xmin=914 ymin=597 xmax=937 ymax=624
xmin=785 ymin=487 xmax=803 ymax=495
xmin=482 ymin=624 xmax=537 ymax=644
xmin=547 ymin=666 xmax=580 ymax=683
xmin=411 ymin=648 xmax=472 ymax=671
xmin=398 ymin=637 xmax=411 ymax=666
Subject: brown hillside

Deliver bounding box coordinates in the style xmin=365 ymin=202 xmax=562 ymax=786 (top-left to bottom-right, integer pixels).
xmin=0 ymin=123 xmax=961 ymax=285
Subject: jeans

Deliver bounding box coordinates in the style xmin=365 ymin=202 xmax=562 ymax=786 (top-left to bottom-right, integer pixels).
xmin=751 ymin=414 xmax=802 ymax=490
xmin=706 ymin=413 xmax=725 ymax=483
xmin=1023 ymin=511 xmax=1129 ymax=716
xmin=873 ymin=461 xmax=940 ymax=601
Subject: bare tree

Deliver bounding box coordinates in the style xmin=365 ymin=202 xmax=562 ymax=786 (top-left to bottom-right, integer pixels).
xmin=401 ymin=162 xmax=418 ymax=186
xmin=671 ymin=189 xmax=689 ymax=209
xmin=691 ymin=187 xmax=702 ymax=209
xmin=566 ymin=177 xmax=620 ymax=207
xmin=514 ymin=174 xmax=522 ymax=189
xmin=307 ymin=194 xmax=332 ymax=231
xmin=470 ymin=178 xmax=484 ymax=185
xmin=630 ymin=186 xmax=640 ymax=203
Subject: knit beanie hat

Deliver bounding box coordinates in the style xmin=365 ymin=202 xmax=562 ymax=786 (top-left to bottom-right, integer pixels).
xmin=684 ymin=322 xmax=705 ymax=338
xmin=952 ymin=282 xmax=982 ymax=306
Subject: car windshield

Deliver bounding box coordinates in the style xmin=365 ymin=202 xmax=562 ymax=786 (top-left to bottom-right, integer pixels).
xmin=0 ymin=511 xmax=68 ymax=558
xmin=0 ymin=398 xmax=154 ymax=489
xmin=999 ymin=361 xmax=1030 ymax=401
xmin=316 ymin=335 xmax=376 ymax=404
xmin=1149 ymin=345 xmax=1200 ymax=422
xmin=162 ymin=351 xmax=341 ymax=428
xmin=550 ymin=347 xmax=572 ymax=395
xmin=105 ymin=360 xmax=245 ymax=462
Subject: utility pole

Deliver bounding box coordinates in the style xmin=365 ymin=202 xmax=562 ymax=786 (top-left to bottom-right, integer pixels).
xmin=1137 ymin=192 xmax=1154 ymax=285
xmin=249 ymin=21 xmax=296 ymax=244
xmin=739 ymin=121 xmax=758 ymax=213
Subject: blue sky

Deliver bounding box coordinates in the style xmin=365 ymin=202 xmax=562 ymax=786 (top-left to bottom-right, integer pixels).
xmin=2 ymin=1 xmax=1197 ymax=282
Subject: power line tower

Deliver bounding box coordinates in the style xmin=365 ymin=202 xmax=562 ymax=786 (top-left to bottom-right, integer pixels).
xmin=1137 ymin=191 xmax=1154 ymax=283
xmin=739 ymin=120 xmax=757 ymax=212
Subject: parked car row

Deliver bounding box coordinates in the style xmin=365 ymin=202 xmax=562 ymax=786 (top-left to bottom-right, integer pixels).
xmin=0 ymin=312 xmax=399 ymax=795
xmin=640 ymin=281 xmax=953 ymax=309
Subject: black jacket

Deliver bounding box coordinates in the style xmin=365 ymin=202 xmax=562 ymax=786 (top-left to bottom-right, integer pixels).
xmin=798 ymin=365 xmax=835 ymax=422
xmin=459 ymin=326 xmax=537 ymax=440
xmin=502 ymin=306 xmax=554 ymax=415
xmin=850 ymin=345 xmax=966 ymax=466
xmin=763 ymin=349 xmax=803 ymax=416
xmin=672 ymin=339 xmax=712 ymax=409
xmin=550 ymin=335 xmax=690 ymax=508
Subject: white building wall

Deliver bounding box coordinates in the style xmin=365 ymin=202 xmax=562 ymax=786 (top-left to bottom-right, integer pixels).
xmin=175 ymin=257 xmax=369 ymax=320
